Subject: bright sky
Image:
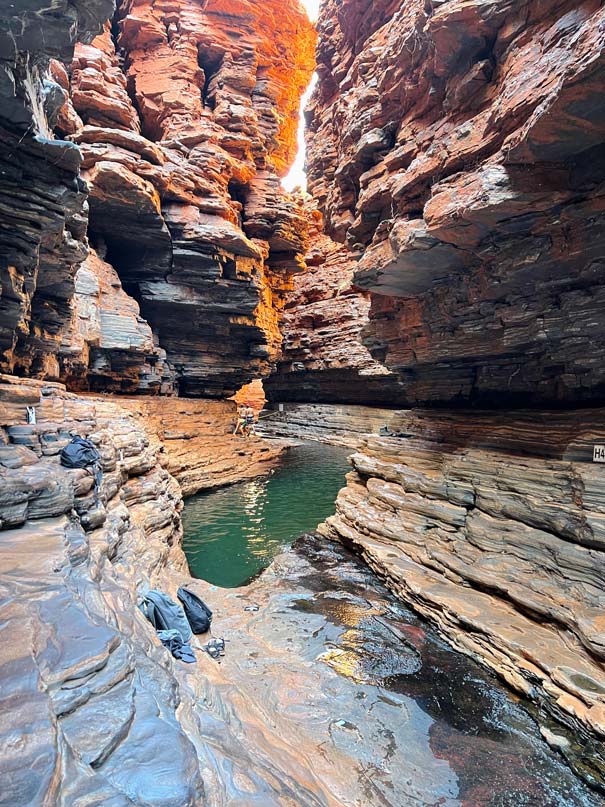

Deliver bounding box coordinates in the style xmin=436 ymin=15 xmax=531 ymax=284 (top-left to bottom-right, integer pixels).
xmin=282 ymin=0 xmax=320 ymax=192
xmin=301 ymin=0 xmax=321 ymax=21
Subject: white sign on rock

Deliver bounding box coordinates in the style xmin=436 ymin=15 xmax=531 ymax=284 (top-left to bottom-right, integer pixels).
xmin=593 ymin=445 xmax=605 ymax=463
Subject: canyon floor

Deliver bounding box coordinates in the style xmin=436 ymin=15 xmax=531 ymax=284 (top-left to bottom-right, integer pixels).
xmin=182 ymin=532 xmax=603 ymax=807
xmin=2 ymin=0 xmax=605 ymax=804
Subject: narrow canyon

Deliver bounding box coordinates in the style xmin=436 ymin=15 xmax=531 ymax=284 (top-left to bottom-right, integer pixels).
xmin=1 ymin=1 xmax=605 ymax=805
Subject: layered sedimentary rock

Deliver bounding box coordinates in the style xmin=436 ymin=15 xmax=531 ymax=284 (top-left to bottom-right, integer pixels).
xmin=58 ymin=3 xmax=315 ymax=397
xmin=294 ymin=0 xmax=605 ymax=763
xmin=318 ymin=407 xmax=605 ymax=782
xmin=182 ymin=532 xmax=601 ymax=806
xmin=0 ymin=374 xmax=284 ymax=529
xmin=0 ymin=0 xmax=112 ymax=381
xmin=0 ymin=374 xmax=193 ymax=804
xmin=0 ymin=1 xmax=171 ymax=393
xmin=5 ymin=374 xmax=598 ymax=805
xmin=116 ymin=394 xmax=284 ymax=496
xmin=259 ymin=401 xmax=398 ymax=447
xmin=1 ymin=0 xmax=315 ymax=398
xmin=232 ymin=378 xmax=266 ymax=412
xmin=0 ymin=374 xmax=292 ymax=806
xmin=265 ymin=207 xmax=405 ymax=405
xmin=61 ymin=249 xmax=176 ymax=393
xmin=308 ymin=0 xmax=605 ymax=407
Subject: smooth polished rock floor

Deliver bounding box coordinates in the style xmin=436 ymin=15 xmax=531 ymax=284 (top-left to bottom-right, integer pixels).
xmin=180 ymin=532 xmax=602 ymax=807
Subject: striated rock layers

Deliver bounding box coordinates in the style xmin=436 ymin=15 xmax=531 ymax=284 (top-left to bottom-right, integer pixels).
xmin=0 ymin=374 xmax=291 ymax=806
xmin=259 ymin=401 xmax=399 ymax=447
xmin=0 ymin=0 xmax=113 ymax=384
xmin=265 ymin=206 xmax=406 ymax=405
xmin=1 ymin=0 xmax=315 ymax=397
xmin=319 ymin=407 xmax=605 ymax=784
xmin=61 ymin=2 xmax=315 ymax=397
xmin=289 ymin=0 xmax=605 ymax=766
xmin=5 ymin=376 xmax=600 ymax=806
xmin=308 ymin=0 xmax=605 ymax=407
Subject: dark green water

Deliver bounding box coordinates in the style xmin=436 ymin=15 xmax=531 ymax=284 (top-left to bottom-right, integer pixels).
xmin=182 ymin=442 xmax=351 ymax=587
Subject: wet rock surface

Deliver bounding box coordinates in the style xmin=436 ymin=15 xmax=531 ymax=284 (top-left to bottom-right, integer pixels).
xmin=0 ymin=374 xmax=286 ymax=806
xmin=317 ymin=406 xmax=605 ymax=783
xmin=189 ymin=532 xmax=603 ymax=806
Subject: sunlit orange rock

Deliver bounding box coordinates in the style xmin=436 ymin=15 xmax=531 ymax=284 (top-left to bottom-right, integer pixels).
xmin=52 ymin=0 xmax=315 ymax=397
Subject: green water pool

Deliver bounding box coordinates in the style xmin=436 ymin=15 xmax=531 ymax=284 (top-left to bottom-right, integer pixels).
xmin=182 ymin=442 xmax=351 ymax=587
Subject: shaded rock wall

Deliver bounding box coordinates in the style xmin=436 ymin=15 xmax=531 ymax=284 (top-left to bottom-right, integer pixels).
xmin=315 ymin=406 xmax=605 ymax=782
xmin=308 ymin=0 xmax=605 ymax=407
xmin=61 ymin=248 xmax=176 ymax=393
xmin=259 ymin=401 xmax=398 ymax=447
xmin=0 ymin=0 xmax=112 ymax=382
xmin=265 ymin=207 xmax=406 ymax=405
xmin=288 ymin=0 xmax=605 ymax=760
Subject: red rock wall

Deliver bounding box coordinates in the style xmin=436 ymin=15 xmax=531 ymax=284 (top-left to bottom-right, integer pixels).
xmin=308 ymin=0 xmax=605 ymax=407
xmin=298 ymin=0 xmax=605 ymax=763
xmin=58 ymin=2 xmax=315 ymax=397
xmin=319 ymin=406 xmax=605 ymax=780
xmin=265 ymin=205 xmax=405 ymax=404
xmin=1 ymin=1 xmax=315 ymax=399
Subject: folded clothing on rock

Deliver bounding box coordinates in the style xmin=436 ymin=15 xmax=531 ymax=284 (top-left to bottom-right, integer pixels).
xmin=140 ymin=589 xmax=197 ymax=662
xmin=157 ymin=629 xmax=196 ymax=664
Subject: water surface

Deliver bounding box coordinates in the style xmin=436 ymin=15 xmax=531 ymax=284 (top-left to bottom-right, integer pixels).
xmin=196 ymin=533 xmax=602 ymax=806
xmin=182 ymin=442 xmax=350 ymax=586
xmin=181 ymin=442 xmax=601 ymax=803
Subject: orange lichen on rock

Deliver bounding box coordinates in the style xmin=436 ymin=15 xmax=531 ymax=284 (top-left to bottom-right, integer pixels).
xmin=232 ymin=378 xmax=266 ymax=413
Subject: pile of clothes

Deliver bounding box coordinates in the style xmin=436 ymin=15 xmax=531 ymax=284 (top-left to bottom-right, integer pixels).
xmin=139 ymin=587 xmax=214 ymax=664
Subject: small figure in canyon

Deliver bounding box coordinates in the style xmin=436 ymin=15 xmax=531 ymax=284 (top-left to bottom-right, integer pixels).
xmin=233 ymin=404 xmax=247 ymax=436
xmin=243 ymin=404 xmax=256 ymax=437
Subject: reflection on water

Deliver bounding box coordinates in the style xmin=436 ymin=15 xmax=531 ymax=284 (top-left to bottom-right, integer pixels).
xmin=209 ymin=533 xmax=602 ymax=806
xmin=288 ymin=536 xmax=601 ymax=806
xmin=182 ymin=442 xmax=350 ymax=587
